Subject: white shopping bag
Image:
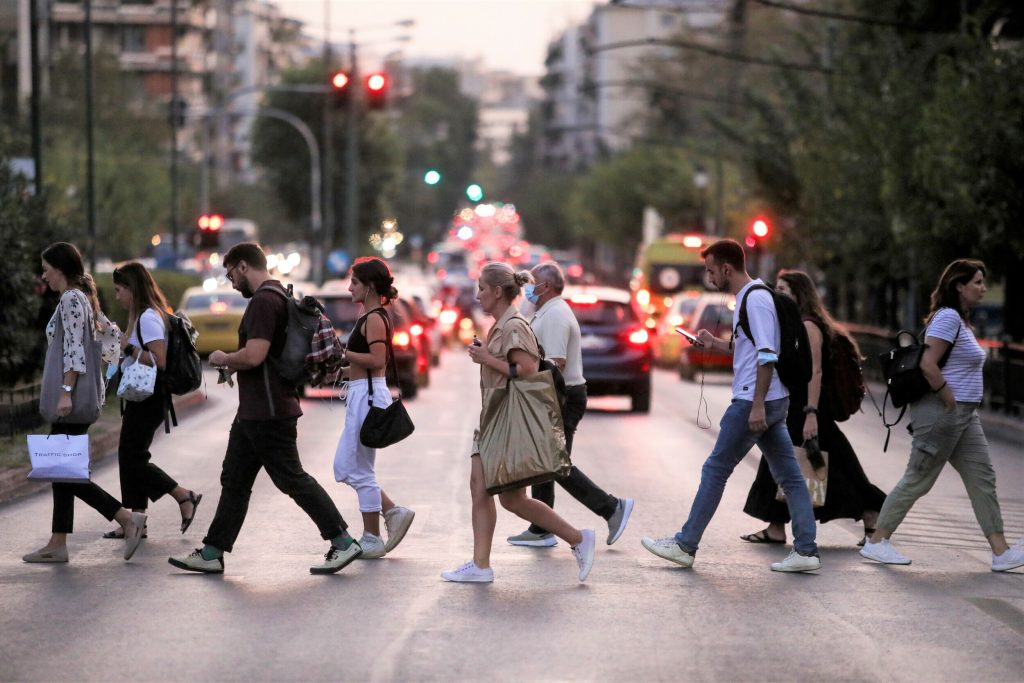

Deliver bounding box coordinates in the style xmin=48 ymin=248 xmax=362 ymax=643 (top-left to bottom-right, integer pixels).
xmin=26 ymin=433 xmax=91 ymax=482
xmin=117 ymin=352 xmax=157 ymax=402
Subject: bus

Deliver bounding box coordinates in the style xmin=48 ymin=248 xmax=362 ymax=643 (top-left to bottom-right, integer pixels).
xmin=631 ymin=233 xmax=715 ymax=326
xmin=218 ymin=219 xmax=259 ymax=251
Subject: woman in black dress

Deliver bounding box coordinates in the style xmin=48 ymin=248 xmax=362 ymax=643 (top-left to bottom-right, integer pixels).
xmin=741 ymin=270 xmax=885 ymax=546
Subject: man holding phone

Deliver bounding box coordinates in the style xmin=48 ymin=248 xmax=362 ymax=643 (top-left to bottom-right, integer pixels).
xmin=505 ymin=262 xmax=634 ymax=548
xmin=641 ymin=239 xmax=820 ymax=572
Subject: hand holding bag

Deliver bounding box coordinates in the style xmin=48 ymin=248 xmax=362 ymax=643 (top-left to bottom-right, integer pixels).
xmin=117 ymin=351 xmax=157 ymax=402
xmin=776 ymin=439 xmax=829 ymax=508
xmin=27 ymin=432 xmax=91 ymax=482
xmin=39 ymin=302 xmax=104 ymax=425
xmin=478 ymin=367 xmax=571 ymax=495
xmin=359 ymin=311 xmax=415 ymax=449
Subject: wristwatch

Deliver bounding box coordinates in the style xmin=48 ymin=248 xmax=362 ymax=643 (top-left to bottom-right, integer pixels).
xmin=124 ymin=343 xmax=137 ymax=357
xmin=61 ymin=384 xmax=73 ymax=394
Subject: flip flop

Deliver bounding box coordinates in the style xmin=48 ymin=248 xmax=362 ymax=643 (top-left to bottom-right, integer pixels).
xmin=180 ymin=491 xmax=203 ymax=534
xmin=740 ymin=528 xmax=785 ymax=544
xmin=857 ymin=528 xmax=876 ymax=547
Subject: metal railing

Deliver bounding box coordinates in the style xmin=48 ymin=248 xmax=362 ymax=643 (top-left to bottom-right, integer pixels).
xmin=0 ymin=383 xmax=44 ymax=438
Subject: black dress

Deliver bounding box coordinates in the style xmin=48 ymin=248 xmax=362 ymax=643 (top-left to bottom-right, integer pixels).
xmin=742 ymin=321 xmax=886 ymax=525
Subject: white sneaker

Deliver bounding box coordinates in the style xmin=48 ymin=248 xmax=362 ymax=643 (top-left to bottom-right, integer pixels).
xmin=606 ymin=498 xmax=634 ymax=545
xmin=507 ymin=529 xmax=558 ymax=547
xmin=383 ymin=506 xmax=416 ymax=553
xmin=441 ymin=561 xmax=494 ymax=583
xmin=358 ymin=532 xmax=386 ymax=559
xmin=992 ymin=543 xmax=1024 ymax=572
xmin=641 ymin=536 xmax=694 ymax=568
xmin=310 ymin=542 xmax=362 ymax=575
xmin=860 ymin=538 xmax=912 ymax=565
xmin=168 ymin=548 xmax=224 ymax=574
xmin=770 ymin=550 xmax=822 ymax=573
xmin=571 ymin=529 xmax=596 ymax=582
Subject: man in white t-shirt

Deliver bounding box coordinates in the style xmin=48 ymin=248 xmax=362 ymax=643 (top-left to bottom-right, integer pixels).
xmin=640 ymin=239 xmax=820 ymax=572
xmin=505 ymin=263 xmax=634 ymax=548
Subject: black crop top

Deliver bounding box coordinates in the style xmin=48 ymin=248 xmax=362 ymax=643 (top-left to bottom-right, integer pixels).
xmin=347 ymin=308 xmax=390 ymax=353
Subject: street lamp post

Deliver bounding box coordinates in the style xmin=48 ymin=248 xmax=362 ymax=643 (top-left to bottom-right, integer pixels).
xmin=84 ymin=0 xmax=97 ymax=271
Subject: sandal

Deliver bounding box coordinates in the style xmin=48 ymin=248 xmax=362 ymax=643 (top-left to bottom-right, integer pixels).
xmin=179 ymin=491 xmax=203 ymax=534
xmin=740 ymin=528 xmax=786 ymax=544
xmin=858 ymin=528 xmax=876 ymax=547
xmin=103 ymin=526 xmax=147 ymax=540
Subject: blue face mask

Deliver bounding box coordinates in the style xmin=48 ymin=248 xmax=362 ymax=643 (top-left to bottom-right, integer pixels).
xmin=523 ymin=283 xmax=541 ymax=305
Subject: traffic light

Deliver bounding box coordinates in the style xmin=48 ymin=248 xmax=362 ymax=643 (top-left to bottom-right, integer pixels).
xmin=196 ymin=213 xmax=223 ymax=250
xmin=365 ymin=72 xmax=388 ymax=110
xmin=424 ymin=169 xmax=441 ymax=186
xmin=330 ymin=70 xmax=350 ymax=108
xmin=745 ymin=216 xmax=771 ymax=250
xmin=465 ymin=184 xmax=484 ymax=202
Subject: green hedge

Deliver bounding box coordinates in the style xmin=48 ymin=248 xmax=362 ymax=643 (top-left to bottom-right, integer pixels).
xmin=94 ymin=270 xmax=202 ymax=332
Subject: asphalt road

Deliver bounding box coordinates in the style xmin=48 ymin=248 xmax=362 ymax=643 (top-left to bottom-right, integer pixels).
xmin=2 ymin=358 xmax=1022 ymax=682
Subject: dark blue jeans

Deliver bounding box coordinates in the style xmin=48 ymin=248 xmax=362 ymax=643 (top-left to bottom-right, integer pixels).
xmin=203 ymin=417 xmax=347 ymax=553
xmin=676 ymin=398 xmax=818 ymax=557
xmin=529 ymin=384 xmax=619 ymax=534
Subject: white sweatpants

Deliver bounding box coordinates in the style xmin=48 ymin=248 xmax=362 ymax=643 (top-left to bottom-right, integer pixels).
xmin=333 ymin=377 xmax=391 ymax=512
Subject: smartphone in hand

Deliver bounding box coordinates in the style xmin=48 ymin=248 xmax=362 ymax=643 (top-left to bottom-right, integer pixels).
xmin=675 ymin=327 xmax=704 ymax=347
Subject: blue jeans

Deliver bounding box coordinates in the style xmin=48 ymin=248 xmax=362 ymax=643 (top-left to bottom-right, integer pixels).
xmin=675 ymin=398 xmax=818 ymax=557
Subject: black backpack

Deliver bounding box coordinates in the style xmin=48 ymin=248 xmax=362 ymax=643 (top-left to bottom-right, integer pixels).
xmin=162 ymin=312 xmax=202 ymax=396
xmin=261 ymin=283 xmax=327 ymax=388
xmin=737 ymin=284 xmax=812 ymax=393
xmin=824 ymin=331 xmax=866 ymax=422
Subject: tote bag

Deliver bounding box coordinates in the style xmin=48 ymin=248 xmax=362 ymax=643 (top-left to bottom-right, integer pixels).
xmin=478 ymin=369 xmax=571 ymax=495
xmin=39 ymin=304 xmax=104 ymax=425
xmin=775 ymin=445 xmax=829 ymax=508
xmin=117 ymin=352 xmax=157 ymax=402
xmin=27 ymin=433 xmax=91 ymax=482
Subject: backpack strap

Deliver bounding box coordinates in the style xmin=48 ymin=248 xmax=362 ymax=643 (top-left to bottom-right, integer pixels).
xmin=736 ymin=283 xmax=771 ymax=345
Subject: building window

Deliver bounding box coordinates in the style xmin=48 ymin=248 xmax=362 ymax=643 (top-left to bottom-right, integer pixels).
xmin=122 ymin=26 xmax=146 ymax=54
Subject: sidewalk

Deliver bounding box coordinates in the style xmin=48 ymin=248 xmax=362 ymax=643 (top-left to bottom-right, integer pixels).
xmin=0 ymin=390 xmax=208 ymax=505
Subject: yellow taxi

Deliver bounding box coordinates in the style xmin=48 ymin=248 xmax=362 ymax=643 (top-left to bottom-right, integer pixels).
xmin=178 ymin=286 xmax=248 ymax=355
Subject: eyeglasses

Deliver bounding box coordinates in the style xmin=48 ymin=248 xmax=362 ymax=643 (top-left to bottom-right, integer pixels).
xmin=225 ymin=264 xmax=238 ymax=282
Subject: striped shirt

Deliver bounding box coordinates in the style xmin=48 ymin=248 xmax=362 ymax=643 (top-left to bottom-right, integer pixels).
xmin=926 ymin=308 xmax=986 ymax=402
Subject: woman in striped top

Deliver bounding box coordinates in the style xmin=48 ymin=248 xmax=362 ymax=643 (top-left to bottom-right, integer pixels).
xmin=860 ymin=259 xmax=1024 ymax=571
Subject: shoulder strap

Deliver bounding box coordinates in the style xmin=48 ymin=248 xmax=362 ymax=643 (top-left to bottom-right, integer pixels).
xmin=365 ymin=308 xmax=401 ymax=404
xmin=737 ymin=284 xmax=771 ymax=342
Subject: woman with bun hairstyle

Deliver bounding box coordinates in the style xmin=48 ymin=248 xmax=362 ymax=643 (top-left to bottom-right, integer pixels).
xmin=332 ymin=256 xmax=416 ymax=559
xmin=23 ymin=242 xmax=147 ymax=564
xmin=101 ymin=262 xmax=202 ymax=539
xmin=441 ymin=262 xmax=596 ymax=584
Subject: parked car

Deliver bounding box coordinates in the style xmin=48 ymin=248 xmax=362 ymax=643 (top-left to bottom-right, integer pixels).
xmin=311 ymin=282 xmax=425 ymax=399
xmin=402 ymin=284 xmax=443 ymax=367
xmin=564 ymin=286 xmax=652 ymax=413
xmin=675 ymin=293 xmax=735 ymax=381
xmin=178 ymin=286 xmax=247 ymax=355
xmin=652 ymin=291 xmax=702 ymax=367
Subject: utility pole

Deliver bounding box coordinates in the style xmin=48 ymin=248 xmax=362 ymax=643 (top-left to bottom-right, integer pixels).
xmin=320 ymin=0 xmax=335 ymax=281
xmin=169 ymin=0 xmax=180 ymax=266
xmin=84 ymin=0 xmax=97 ymax=271
xmin=344 ymin=29 xmax=360 ymax=263
xmin=28 ymin=0 xmax=42 ymax=195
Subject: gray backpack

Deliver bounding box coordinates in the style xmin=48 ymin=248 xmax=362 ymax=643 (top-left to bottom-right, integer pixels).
xmin=261 ymin=283 xmax=326 ymax=388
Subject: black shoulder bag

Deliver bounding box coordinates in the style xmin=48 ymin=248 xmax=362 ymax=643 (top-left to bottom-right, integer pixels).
xmin=359 ymin=309 xmax=415 ymax=449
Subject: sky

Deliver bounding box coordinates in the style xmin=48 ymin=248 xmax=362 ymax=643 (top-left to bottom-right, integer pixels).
xmin=276 ymin=1 xmax=596 ymax=75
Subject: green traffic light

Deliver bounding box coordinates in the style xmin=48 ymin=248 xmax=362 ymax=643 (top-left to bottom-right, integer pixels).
xmin=466 ymin=184 xmax=484 ymax=202
xmin=424 ymin=170 xmax=441 ymax=185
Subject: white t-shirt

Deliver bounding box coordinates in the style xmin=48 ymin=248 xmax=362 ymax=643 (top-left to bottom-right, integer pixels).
xmin=530 ymin=296 xmax=585 ymax=387
xmin=925 ymin=308 xmax=985 ymax=402
xmin=731 ymin=280 xmax=787 ymax=402
xmin=122 ymin=308 xmax=166 ymax=369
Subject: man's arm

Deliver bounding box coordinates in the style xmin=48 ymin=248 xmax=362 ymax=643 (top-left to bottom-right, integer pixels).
xmin=214 ymin=339 xmax=271 ymax=371
xmin=749 ymin=362 xmax=773 ymax=432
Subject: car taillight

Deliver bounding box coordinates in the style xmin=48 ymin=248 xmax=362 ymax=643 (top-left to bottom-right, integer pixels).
xmin=410 ymin=323 xmax=424 ymax=337
xmin=210 ymin=301 xmax=228 ymax=314
xmin=569 ymin=294 xmax=598 ymax=305
xmin=393 ymin=331 xmax=411 ymax=348
xmin=628 ymin=328 xmax=649 ymax=345
xmin=636 ymin=289 xmax=650 ymax=307
xmin=439 ymin=309 xmax=458 ymax=326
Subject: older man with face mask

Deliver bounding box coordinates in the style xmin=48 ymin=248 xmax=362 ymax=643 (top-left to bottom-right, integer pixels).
xmin=505 ymin=262 xmax=634 ymax=549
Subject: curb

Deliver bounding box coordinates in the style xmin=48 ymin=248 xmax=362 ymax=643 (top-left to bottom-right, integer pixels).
xmin=0 ymin=390 xmax=209 ymax=506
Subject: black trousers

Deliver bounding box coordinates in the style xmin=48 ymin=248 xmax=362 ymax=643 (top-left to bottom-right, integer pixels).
xmin=203 ymin=417 xmax=347 ymax=553
xmin=118 ymin=391 xmax=177 ymax=510
xmin=529 ymin=384 xmax=619 ymax=534
xmin=50 ymin=422 xmax=122 ymax=534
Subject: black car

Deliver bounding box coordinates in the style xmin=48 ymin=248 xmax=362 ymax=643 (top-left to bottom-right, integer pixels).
xmin=564 ymin=286 xmax=652 ymax=413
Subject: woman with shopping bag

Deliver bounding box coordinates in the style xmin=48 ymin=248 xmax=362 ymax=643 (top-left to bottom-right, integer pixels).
xmin=441 ymin=262 xmax=596 ymax=584
xmin=99 ymin=262 xmax=202 ymax=540
xmin=23 ymin=242 xmax=147 ymax=564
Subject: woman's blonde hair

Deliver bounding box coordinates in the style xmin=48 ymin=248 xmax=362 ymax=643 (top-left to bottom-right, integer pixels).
xmin=480 ymin=262 xmax=533 ymax=303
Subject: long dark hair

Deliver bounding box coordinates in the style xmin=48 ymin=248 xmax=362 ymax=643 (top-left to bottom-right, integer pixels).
xmin=41 ymin=242 xmax=101 ymax=327
xmin=927 ymin=259 xmax=985 ymax=324
xmin=351 ymin=257 xmax=398 ymax=304
xmin=777 ymin=269 xmax=861 ymax=358
xmin=112 ymin=262 xmax=170 ymax=331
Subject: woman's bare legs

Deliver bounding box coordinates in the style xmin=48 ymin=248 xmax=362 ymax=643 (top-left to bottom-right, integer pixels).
xmin=470 ymin=455 xmax=497 ymax=568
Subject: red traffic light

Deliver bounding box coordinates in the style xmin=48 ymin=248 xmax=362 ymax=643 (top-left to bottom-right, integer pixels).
xmin=366 ymin=73 xmax=387 ymax=92
xmin=751 ymin=218 xmax=770 ymax=239
xmin=197 ymin=213 xmax=223 ymax=231
xmin=331 ymin=71 xmax=349 ymax=90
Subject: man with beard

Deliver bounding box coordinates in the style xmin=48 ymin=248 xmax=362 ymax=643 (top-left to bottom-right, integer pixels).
xmin=169 ymin=243 xmax=361 ymax=574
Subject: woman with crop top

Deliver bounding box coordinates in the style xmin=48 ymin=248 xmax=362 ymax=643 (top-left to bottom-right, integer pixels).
xmin=331 ymin=257 xmax=415 ymax=559
xmin=860 ymin=259 xmax=1024 ymax=571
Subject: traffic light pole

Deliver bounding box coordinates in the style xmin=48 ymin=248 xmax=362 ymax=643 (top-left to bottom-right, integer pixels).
xmin=344 ymin=32 xmax=360 ymax=266
xmin=84 ymin=0 xmax=97 ymax=271
xmin=169 ymin=0 xmax=179 ymax=266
